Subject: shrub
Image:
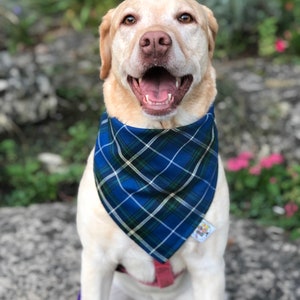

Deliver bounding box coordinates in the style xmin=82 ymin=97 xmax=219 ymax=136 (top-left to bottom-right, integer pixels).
xmin=0 ymin=139 xmax=61 ymax=206
xmin=2 ymin=0 xmax=300 ymax=58
xmin=226 ymin=152 xmax=300 ymax=239
xmin=0 ymin=121 xmax=96 ymax=207
xmin=28 ymin=0 xmax=122 ymax=30
xmin=0 ymin=0 xmax=122 ymax=51
xmin=200 ymin=0 xmax=281 ymax=57
xmin=277 ymin=0 xmax=300 ymax=56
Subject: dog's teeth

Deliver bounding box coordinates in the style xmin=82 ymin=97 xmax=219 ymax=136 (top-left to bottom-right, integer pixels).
xmin=138 ymin=78 xmax=142 ymax=85
xmin=144 ymin=94 xmax=173 ymax=105
xmin=176 ymin=78 xmax=180 ymax=88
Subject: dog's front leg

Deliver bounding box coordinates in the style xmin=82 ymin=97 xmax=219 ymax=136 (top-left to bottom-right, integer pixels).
xmin=80 ymin=249 xmax=114 ymax=300
xmin=184 ymin=223 xmax=228 ymax=300
xmin=189 ymin=258 xmax=226 ymax=300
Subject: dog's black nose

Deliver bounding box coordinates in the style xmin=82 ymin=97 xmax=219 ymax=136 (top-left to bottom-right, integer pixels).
xmin=139 ymin=31 xmax=172 ymax=59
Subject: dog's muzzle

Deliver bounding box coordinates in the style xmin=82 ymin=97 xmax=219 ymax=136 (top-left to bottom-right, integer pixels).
xmin=127 ymin=30 xmax=193 ymax=117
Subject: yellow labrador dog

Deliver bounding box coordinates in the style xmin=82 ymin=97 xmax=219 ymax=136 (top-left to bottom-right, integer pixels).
xmin=77 ymin=0 xmax=229 ymax=299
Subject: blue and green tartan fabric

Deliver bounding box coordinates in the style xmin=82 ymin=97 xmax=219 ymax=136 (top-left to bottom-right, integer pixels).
xmin=94 ymin=106 xmax=218 ymax=263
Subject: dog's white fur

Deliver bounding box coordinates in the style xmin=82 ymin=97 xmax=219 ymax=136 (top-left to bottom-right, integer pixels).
xmin=77 ymin=0 xmax=229 ymax=299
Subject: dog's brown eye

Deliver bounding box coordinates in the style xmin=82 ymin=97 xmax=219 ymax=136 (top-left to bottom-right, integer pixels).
xmin=178 ymin=13 xmax=194 ymax=24
xmin=122 ymin=15 xmax=137 ymax=25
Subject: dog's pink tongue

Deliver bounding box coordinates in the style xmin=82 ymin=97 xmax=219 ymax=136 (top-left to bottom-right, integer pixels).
xmin=140 ymin=69 xmax=176 ymax=103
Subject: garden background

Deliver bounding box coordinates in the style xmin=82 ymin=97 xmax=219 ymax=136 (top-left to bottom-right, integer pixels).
xmin=0 ymin=0 xmax=300 ymax=299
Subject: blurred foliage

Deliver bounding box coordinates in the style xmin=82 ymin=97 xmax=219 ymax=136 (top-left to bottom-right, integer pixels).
xmin=258 ymin=17 xmax=278 ymax=57
xmin=0 ymin=0 xmax=122 ymax=51
xmin=201 ymin=0 xmax=280 ymax=57
xmin=0 ymin=121 xmax=97 ymax=207
xmin=1 ymin=0 xmax=299 ymax=58
xmin=200 ymin=0 xmax=300 ymax=59
xmin=27 ymin=0 xmax=122 ymax=30
xmin=226 ymin=153 xmax=300 ymax=239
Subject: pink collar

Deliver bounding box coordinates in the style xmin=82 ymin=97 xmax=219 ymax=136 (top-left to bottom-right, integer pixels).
xmin=116 ymin=260 xmax=184 ymax=288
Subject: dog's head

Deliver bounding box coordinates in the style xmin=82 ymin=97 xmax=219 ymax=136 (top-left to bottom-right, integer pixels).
xmin=99 ymin=0 xmax=218 ymax=126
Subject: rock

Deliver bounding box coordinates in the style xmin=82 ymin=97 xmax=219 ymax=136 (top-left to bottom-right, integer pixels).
xmin=38 ymin=152 xmax=68 ymax=174
xmin=0 ymin=204 xmax=81 ymax=300
xmin=0 ymin=80 xmax=9 ymax=92
xmin=0 ymin=51 xmax=58 ymax=133
xmin=0 ymin=203 xmax=300 ymax=300
xmin=215 ymin=58 xmax=300 ymax=162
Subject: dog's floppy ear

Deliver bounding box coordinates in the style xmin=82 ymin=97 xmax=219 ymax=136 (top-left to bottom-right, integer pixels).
xmin=202 ymin=6 xmax=218 ymax=58
xmin=99 ymin=9 xmax=114 ymax=80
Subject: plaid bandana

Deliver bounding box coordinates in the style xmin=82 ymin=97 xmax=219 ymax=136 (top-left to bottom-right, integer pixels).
xmin=94 ymin=106 xmax=218 ymax=263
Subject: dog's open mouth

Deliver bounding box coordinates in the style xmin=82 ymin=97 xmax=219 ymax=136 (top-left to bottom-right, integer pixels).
xmin=128 ymin=67 xmax=193 ymax=116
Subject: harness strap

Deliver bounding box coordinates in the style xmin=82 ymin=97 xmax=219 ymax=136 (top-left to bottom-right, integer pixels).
xmin=153 ymin=260 xmax=175 ymax=288
xmin=116 ymin=260 xmax=184 ymax=288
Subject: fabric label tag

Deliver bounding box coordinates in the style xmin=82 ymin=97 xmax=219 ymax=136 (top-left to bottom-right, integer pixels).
xmin=191 ymin=219 xmax=216 ymax=243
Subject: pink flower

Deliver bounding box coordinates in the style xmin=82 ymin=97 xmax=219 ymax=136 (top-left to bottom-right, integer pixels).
xmin=275 ymin=39 xmax=288 ymax=53
xmin=226 ymin=152 xmax=254 ymax=172
xmin=269 ymin=177 xmax=277 ymax=184
xmin=284 ymin=202 xmax=299 ymax=218
xmin=249 ymin=165 xmax=261 ymax=176
xmin=238 ymin=151 xmax=254 ymax=161
xmin=260 ymin=153 xmax=284 ymax=169
xmin=227 ymin=157 xmax=249 ymax=172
